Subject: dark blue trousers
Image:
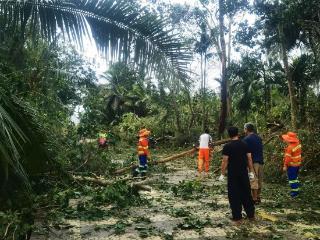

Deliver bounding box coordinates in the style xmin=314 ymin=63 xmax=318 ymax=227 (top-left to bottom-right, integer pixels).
xmin=135 ymin=155 xmax=148 ymax=176
xmin=287 ymin=166 xmax=300 ymax=197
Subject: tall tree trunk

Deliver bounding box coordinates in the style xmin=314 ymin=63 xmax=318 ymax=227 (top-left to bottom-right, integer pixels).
xmin=200 ymin=53 xmax=204 ymax=95
xmin=299 ymin=86 xmax=307 ymax=125
xmin=187 ymin=92 xmax=195 ymax=130
xmin=227 ymin=16 xmax=233 ymax=121
xmin=278 ymin=23 xmax=298 ymax=130
xmin=262 ymin=67 xmax=271 ymax=118
xmin=202 ymin=52 xmax=207 ymax=131
xmin=218 ymin=0 xmax=228 ymax=136
xmin=172 ymin=94 xmax=182 ymax=133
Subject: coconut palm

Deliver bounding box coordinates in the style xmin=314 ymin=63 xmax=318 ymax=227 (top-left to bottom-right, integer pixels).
xmin=0 ymin=0 xmax=192 ymax=189
xmin=0 ymin=0 xmax=191 ymax=82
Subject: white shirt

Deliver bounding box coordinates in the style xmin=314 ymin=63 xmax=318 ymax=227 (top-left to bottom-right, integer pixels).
xmin=199 ymin=133 xmax=212 ymax=149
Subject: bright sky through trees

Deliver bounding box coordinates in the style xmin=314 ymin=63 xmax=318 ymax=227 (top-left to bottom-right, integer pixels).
xmin=80 ymin=0 xmax=256 ymax=92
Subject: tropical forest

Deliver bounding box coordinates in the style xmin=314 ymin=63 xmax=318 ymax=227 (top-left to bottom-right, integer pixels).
xmin=0 ymin=0 xmax=319 ymax=239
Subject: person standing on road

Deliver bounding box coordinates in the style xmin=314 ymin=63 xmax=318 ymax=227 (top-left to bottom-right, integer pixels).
xmin=243 ymin=123 xmax=264 ymax=204
xmin=135 ymin=128 xmax=151 ymax=177
xmin=198 ymin=128 xmax=213 ymax=178
xmin=281 ymin=131 xmax=302 ymax=197
xmin=219 ymin=126 xmax=255 ymax=224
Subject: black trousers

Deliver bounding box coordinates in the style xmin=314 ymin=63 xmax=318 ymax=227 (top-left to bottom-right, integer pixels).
xmin=228 ymin=173 xmax=255 ymax=220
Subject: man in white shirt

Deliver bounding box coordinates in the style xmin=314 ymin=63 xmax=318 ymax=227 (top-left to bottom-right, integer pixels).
xmin=198 ymin=128 xmax=213 ymax=177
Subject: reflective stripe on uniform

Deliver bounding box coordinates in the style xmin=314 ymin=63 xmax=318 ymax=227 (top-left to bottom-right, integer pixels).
xmin=292 ymin=144 xmax=301 ymax=152
xmin=289 ymin=180 xmax=299 ymax=184
xmin=289 ymin=162 xmax=301 ymax=166
xmin=285 ymin=153 xmax=292 ymax=157
xmin=291 ymin=155 xmax=301 ymax=159
xmin=291 ymin=188 xmax=300 ymax=192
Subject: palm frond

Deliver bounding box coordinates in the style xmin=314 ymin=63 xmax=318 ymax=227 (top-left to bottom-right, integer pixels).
xmin=0 ymin=90 xmax=51 ymax=188
xmin=0 ymin=0 xmax=192 ymax=84
xmin=0 ymin=93 xmax=29 ymax=184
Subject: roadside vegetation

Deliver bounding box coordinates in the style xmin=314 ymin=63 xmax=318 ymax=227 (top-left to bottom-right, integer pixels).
xmin=0 ymin=0 xmax=319 ymax=239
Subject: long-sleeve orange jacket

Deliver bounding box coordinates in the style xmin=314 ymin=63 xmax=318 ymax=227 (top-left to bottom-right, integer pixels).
xmin=138 ymin=137 xmax=149 ymax=156
xmin=283 ymin=142 xmax=302 ymax=167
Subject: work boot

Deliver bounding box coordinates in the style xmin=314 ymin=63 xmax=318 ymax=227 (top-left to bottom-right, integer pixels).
xmin=132 ymin=167 xmax=139 ymax=177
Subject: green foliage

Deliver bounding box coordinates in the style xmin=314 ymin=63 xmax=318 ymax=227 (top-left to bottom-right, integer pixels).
xmin=0 ymin=0 xmax=192 ymax=84
xmin=171 ymin=180 xmax=206 ymax=200
xmin=93 ymin=181 xmax=142 ymax=208
xmin=44 ymin=180 xmax=146 ymax=223
xmin=178 ymin=215 xmax=211 ymax=230
xmin=113 ymin=220 xmax=130 ymax=235
xmin=170 ymin=208 xmax=191 ymax=218
xmin=0 ymin=210 xmax=33 ymax=239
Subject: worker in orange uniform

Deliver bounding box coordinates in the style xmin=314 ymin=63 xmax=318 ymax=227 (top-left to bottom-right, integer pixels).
xmin=135 ymin=128 xmax=151 ymax=177
xmin=98 ymin=131 xmax=107 ymax=149
xmin=281 ymin=132 xmax=302 ymax=197
xmin=198 ymin=128 xmax=213 ymax=178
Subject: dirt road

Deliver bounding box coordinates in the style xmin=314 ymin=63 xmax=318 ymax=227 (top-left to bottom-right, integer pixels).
xmin=30 ymin=154 xmax=320 ymax=240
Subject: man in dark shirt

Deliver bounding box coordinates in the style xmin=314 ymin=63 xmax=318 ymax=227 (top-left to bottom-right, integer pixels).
xmin=219 ymin=126 xmax=255 ymax=223
xmin=243 ymin=123 xmax=264 ymax=204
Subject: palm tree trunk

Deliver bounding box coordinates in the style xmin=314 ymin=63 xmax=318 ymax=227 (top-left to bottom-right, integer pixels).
xmin=278 ymin=23 xmax=298 ymax=130
xmin=218 ymin=0 xmax=228 ymax=136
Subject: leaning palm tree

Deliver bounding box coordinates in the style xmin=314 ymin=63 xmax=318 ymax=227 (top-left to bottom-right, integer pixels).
xmin=0 ymin=0 xmax=192 ymax=189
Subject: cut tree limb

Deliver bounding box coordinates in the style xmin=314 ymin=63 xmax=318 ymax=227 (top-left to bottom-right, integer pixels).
xmin=113 ymin=138 xmax=233 ymax=175
xmin=113 ymin=148 xmax=196 ymax=175
xmin=72 ymin=175 xmax=151 ymax=191
xmin=72 ymin=175 xmax=113 ymax=186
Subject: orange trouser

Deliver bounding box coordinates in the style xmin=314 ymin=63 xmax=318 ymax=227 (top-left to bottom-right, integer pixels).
xmin=198 ymin=148 xmax=211 ymax=173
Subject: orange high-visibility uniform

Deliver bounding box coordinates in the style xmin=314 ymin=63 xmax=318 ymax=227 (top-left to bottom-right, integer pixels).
xmin=283 ymin=143 xmax=302 ymax=167
xmin=198 ymin=148 xmax=213 ymax=173
xmin=138 ymin=137 xmax=149 ymax=156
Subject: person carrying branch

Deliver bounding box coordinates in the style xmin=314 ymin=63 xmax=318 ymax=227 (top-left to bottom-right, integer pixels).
xmin=281 ymin=132 xmax=302 ymax=197
xmin=197 ymin=128 xmax=213 ymax=178
xmin=134 ymin=128 xmax=151 ymax=177
xmin=219 ymin=126 xmax=255 ymax=224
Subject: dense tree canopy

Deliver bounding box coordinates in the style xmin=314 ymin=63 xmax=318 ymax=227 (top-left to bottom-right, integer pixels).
xmin=0 ymin=0 xmax=320 ymax=238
